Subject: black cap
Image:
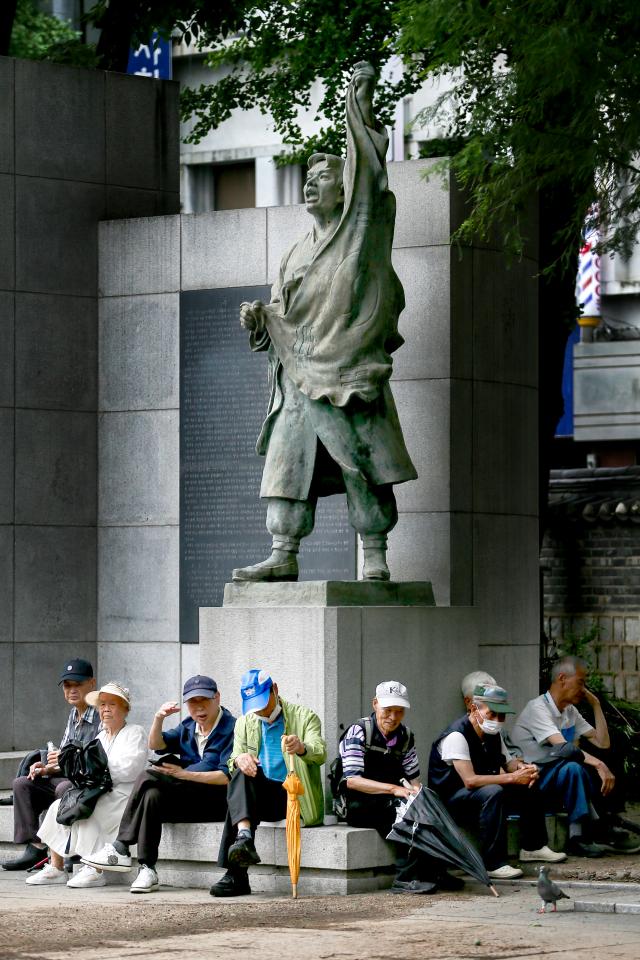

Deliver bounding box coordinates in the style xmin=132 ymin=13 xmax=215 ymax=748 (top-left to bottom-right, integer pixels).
xmin=183 ymin=675 xmax=218 ymax=701
xmin=58 ymin=658 xmax=94 ymax=685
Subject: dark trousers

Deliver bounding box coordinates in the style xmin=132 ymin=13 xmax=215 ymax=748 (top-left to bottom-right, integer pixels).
xmin=536 ymin=760 xmax=594 ymax=824
xmin=447 ymin=784 xmax=548 ymax=870
xmin=217 ymin=769 xmax=287 ymax=869
xmin=117 ymin=771 xmax=228 ymax=867
xmin=12 ymin=775 xmax=71 ymax=844
xmin=345 ymin=793 xmax=440 ymax=884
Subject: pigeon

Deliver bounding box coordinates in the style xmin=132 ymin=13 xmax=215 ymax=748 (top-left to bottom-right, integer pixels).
xmin=537 ymin=864 xmax=570 ymax=913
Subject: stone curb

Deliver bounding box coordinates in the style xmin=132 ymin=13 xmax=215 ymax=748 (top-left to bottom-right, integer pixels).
xmin=574 ymin=900 xmax=640 ymax=914
xmin=493 ymin=879 xmax=640 ymax=893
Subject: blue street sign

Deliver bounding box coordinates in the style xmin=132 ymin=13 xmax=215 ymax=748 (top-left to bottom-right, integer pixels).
xmin=127 ymin=33 xmax=172 ymax=79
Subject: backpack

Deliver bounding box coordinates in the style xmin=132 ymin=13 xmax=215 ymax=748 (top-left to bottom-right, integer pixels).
xmin=328 ymin=717 xmax=410 ymax=820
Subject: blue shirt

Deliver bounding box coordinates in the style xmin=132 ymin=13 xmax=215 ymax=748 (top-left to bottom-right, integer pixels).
xmin=258 ymin=712 xmax=287 ymax=782
xmin=159 ymin=707 xmax=236 ymax=775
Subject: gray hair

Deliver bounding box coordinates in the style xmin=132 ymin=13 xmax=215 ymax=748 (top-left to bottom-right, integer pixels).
xmin=461 ymin=671 xmax=496 ymax=699
xmin=550 ymin=656 xmax=588 ymax=682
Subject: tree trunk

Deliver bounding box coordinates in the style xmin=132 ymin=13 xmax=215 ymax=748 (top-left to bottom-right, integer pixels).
xmin=94 ymin=0 xmax=138 ymax=72
xmin=0 ymin=0 xmax=17 ymax=56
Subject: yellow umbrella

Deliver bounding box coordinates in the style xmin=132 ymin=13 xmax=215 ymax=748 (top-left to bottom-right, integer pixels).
xmin=281 ymin=740 xmax=305 ymax=898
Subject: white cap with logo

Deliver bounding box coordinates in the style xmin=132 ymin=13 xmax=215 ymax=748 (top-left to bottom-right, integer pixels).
xmin=375 ymin=681 xmax=410 ymax=709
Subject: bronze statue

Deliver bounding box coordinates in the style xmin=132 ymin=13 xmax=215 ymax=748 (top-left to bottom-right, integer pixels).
xmin=233 ymin=62 xmax=416 ymax=583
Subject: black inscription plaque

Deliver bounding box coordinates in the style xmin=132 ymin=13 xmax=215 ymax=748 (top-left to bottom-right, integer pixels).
xmin=180 ymin=287 xmax=357 ymax=643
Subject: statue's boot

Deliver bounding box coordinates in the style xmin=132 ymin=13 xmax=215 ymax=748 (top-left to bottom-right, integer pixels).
xmin=362 ymin=535 xmax=391 ymax=581
xmin=232 ymin=544 xmax=299 ymax=582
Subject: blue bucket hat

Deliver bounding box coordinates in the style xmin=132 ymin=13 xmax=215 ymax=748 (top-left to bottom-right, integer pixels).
xmin=240 ymin=669 xmax=273 ymax=715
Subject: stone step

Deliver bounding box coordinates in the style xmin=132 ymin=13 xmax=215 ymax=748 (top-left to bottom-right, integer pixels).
xmin=0 ymin=752 xmax=27 ymax=789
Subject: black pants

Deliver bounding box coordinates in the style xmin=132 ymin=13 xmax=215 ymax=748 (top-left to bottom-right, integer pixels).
xmin=447 ymin=783 xmax=548 ymax=870
xmin=12 ymin=775 xmax=71 ymax=844
xmin=117 ymin=771 xmax=228 ymax=867
xmin=217 ymin=769 xmax=287 ymax=868
xmin=345 ymin=793 xmax=441 ymax=884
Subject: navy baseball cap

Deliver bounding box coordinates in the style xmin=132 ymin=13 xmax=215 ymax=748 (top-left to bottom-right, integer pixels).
xmin=183 ymin=675 xmax=218 ymax=701
xmin=240 ymin=669 xmax=273 ymax=715
xmin=58 ymin=658 xmax=94 ymax=684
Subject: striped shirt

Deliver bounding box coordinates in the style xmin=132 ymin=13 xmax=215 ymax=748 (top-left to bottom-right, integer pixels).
xmin=339 ymin=721 xmax=420 ymax=780
xmin=59 ymin=705 xmax=100 ymax=749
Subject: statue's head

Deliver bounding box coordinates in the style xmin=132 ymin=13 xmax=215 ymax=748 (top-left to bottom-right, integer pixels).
xmin=304 ymin=153 xmax=345 ymax=217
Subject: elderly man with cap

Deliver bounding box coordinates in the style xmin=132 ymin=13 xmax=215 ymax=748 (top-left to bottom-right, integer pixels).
xmin=85 ymin=675 xmax=235 ymax=893
xmin=210 ymin=670 xmax=326 ymax=898
xmin=428 ymin=683 xmax=566 ymax=879
xmin=2 ymin=658 xmax=99 ymax=872
xmin=337 ymin=681 xmax=460 ymax=894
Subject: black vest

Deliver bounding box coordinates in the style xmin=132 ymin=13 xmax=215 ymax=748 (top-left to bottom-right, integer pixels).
xmin=348 ymin=713 xmax=413 ymax=787
xmin=427 ymin=714 xmax=504 ymax=800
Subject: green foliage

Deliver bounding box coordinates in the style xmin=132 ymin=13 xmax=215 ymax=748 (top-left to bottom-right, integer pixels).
xmin=543 ymin=623 xmax=640 ymax=800
xmin=9 ymin=0 xmax=97 ymax=66
xmin=179 ymin=0 xmax=640 ymax=271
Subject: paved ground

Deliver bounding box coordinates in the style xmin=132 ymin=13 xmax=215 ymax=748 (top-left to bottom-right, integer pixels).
xmin=1 ymin=870 xmax=639 ymax=960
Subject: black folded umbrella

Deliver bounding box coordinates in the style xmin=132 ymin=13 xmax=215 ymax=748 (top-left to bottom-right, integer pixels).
xmin=387 ymin=786 xmax=497 ymax=894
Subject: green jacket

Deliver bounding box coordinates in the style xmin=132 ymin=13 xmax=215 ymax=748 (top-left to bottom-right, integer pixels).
xmin=229 ymin=698 xmax=326 ymax=826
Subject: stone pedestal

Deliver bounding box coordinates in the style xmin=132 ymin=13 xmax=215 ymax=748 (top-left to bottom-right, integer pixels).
xmin=200 ymin=580 xmax=484 ymax=778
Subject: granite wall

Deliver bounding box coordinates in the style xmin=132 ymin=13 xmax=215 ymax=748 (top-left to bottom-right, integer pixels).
xmin=0 ymin=57 xmax=179 ymax=750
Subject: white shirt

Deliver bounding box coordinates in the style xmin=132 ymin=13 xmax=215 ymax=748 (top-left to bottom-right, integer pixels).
xmin=511 ymin=692 xmax=594 ymax=764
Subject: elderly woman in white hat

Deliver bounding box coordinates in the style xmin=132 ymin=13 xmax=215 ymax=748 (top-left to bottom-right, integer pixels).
xmin=26 ymin=682 xmax=147 ymax=888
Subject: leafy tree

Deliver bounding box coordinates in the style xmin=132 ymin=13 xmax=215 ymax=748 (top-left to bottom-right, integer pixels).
xmin=5 ymin=0 xmax=95 ymax=65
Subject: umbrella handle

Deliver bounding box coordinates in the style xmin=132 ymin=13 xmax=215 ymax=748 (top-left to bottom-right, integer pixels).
xmin=282 ymin=735 xmax=295 ymax=774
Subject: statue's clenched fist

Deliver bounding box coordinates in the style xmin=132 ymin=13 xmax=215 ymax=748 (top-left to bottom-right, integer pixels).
xmin=239 ymin=300 xmax=265 ymax=332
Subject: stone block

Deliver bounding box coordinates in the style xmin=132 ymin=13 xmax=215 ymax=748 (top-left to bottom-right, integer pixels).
xmin=597 ymin=646 xmax=609 ymax=672
xmin=386 ymin=511 xmax=451 ymax=604
xmin=0 ymin=410 xmax=13 ymax=524
xmin=0 ymin=58 xmax=14 ymax=174
xmin=392 ymin=378 xmax=452 ymax=514
xmin=273 ymin=825 xmax=394 ymax=871
xmin=181 ymin=644 xmax=200 ymax=690
xmin=625 ymin=618 xmax=640 ymax=644
xmin=99 ymin=217 xmax=180 ymax=297
xmin=181 ymin=208 xmax=267 ymax=290
xmin=622 ymin=645 xmax=637 ymax=672
xmin=471 ymin=250 xmax=538 ymax=388
xmin=391 ymin=245 xmax=451 ymax=381
xmin=0 ymin=647 xmax=14 ymax=751
xmin=0 ymin=751 xmax=28 ymax=786
xmin=98 ymin=411 xmax=179 ymax=524
xmin=614 ymin=674 xmax=626 ymax=699
xmin=574 ymin=900 xmax=616 ymax=914
xmin=615 ymin=903 xmax=640 ymax=914
xmin=16 ymin=177 xmax=105 ymax=296
xmin=97 ymin=641 xmax=180 ymax=729
xmin=0 ymin=175 xmax=15 ymax=290
xmin=472 ymin=514 xmax=540 ymax=644
xmin=99 ymin=294 xmax=179 ymax=411
xmin=613 ymin=617 xmax=625 ymax=644
xmin=223 ymin=580 xmax=434 ymax=608
xmin=266 ymin=203 xmax=309 ymax=281
xmin=15 ymin=294 xmax=97 ymax=410
xmin=0 ymin=293 xmax=14 ymax=407
xmin=98 ymin=525 xmax=178 ymax=644
xmin=477 ymin=644 xmax=539 ymax=718
xmin=0 ymin=527 xmax=13 ymax=643
xmin=609 ymin=645 xmax=621 ymax=671
xmin=105 ymin=187 xmax=159 ymax=221
xmin=106 ymin=74 xmax=180 ymax=192
xmin=12 ymin=640 xmax=97 ymax=750
xmin=625 ymin=675 xmax=639 ymax=702
xmin=388 ymin=160 xmax=451 ymax=248
xmin=15 ymin=60 xmax=105 ymax=183
xmin=14 ymin=410 xmax=96 ymax=525
xmin=472 ymin=381 xmax=538 ymax=516
xmin=14 ymin=526 xmax=96 ymax=644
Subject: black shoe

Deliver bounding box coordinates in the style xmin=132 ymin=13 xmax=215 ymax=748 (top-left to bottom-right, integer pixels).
xmin=591 ymin=830 xmax=640 ymax=854
xmin=566 ymin=838 xmax=606 ymax=858
xmin=435 ymin=872 xmax=465 ymax=891
xmin=210 ymin=871 xmax=251 ymax=897
xmin=391 ymin=879 xmax=438 ymax=894
xmin=228 ymin=834 xmax=261 ymax=869
xmin=612 ymin=815 xmax=640 ymax=838
xmin=2 ymin=843 xmax=47 ymax=871
xmin=0 ymin=796 xmax=13 ymax=806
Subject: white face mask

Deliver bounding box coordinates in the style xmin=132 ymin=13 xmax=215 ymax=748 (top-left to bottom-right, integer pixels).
xmin=262 ymin=701 xmax=282 ymax=724
xmin=479 ymin=718 xmax=502 ymax=736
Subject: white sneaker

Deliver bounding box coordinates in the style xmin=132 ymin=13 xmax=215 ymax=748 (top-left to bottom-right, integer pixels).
xmin=520 ymin=845 xmax=567 ymax=863
xmin=130 ymin=865 xmax=159 ymax=893
xmin=25 ymin=864 xmax=68 ymax=886
xmin=487 ymin=864 xmax=524 ymax=880
xmin=67 ymin=864 xmax=106 ymax=888
xmin=81 ymin=842 xmax=132 ymax=873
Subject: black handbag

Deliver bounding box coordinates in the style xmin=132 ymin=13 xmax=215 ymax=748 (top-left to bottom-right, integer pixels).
xmin=56 ymin=738 xmax=113 ymax=826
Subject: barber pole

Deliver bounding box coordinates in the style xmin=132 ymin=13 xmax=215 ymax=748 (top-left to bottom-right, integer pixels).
xmin=576 ymin=206 xmax=601 ymax=341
